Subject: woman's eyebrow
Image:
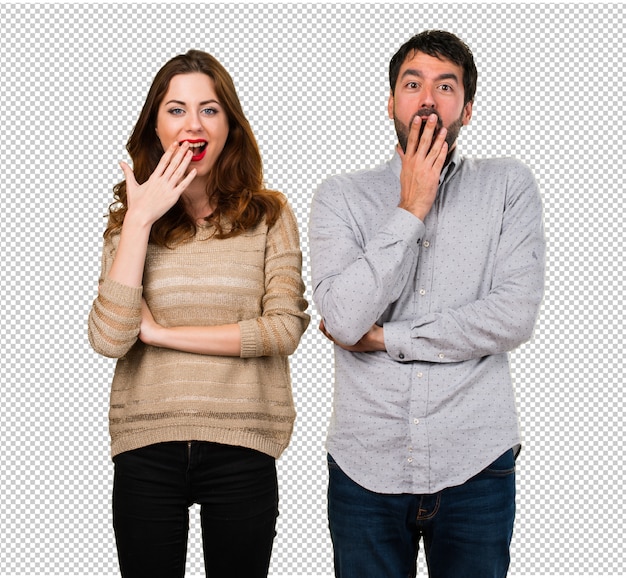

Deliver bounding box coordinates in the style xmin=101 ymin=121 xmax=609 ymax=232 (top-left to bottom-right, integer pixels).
xmin=164 ymin=99 xmax=220 ymax=106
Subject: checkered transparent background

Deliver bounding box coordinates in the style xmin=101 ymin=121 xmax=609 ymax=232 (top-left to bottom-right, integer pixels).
xmin=1 ymin=3 xmax=624 ymax=576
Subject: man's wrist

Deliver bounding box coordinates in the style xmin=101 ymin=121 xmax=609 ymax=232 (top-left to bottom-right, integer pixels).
xmin=373 ymin=324 xmax=386 ymax=351
xmin=398 ymin=201 xmax=429 ymax=222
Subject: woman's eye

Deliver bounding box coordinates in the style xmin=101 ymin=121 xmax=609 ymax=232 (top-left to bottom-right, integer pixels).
xmin=168 ymin=108 xmax=184 ymax=115
xmin=202 ymin=108 xmax=217 ymax=115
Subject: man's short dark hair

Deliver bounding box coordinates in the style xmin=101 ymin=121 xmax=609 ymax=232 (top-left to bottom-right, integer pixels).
xmin=389 ymin=30 xmax=477 ymax=105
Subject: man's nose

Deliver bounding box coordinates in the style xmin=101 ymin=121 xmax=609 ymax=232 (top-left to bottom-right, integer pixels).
xmin=421 ymin=91 xmax=436 ymax=109
xmin=420 ymin=88 xmax=436 ymax=109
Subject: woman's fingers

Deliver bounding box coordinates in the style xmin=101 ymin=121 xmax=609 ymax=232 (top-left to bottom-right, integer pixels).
xmin=153 ymin=141 xmax=182 ymax=177
xmin=119 ymin=139 xmax=199 ymax=225
xmin=123 ymin=142 xmax=194 ymax=196
xmin=118 ymin=160 xmax=138 ymax=187
xmin=176 ymin=168 xmax=198 ymax=192
xmin=160 ymin=141 xmax=193 ymax=182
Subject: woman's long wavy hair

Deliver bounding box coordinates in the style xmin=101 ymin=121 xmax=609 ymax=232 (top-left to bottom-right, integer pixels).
xmin=104 ymin=50 xmax=284 ymax=245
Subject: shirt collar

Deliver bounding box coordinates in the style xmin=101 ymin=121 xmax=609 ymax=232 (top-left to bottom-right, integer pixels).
xmin=391 ymin=146 xmax=462 ymax=185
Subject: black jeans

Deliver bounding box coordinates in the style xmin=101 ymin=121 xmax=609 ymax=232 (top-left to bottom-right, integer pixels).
xmin=112 ymin=441 xmax=278 ymax=577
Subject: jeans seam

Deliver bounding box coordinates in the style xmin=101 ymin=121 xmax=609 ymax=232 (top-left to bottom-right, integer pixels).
xmin=416 ymin=494 xmax=441 ymax=521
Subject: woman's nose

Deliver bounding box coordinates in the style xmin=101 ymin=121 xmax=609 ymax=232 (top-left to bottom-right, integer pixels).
xmin=185 ymin=112 xmax=202 ymax=131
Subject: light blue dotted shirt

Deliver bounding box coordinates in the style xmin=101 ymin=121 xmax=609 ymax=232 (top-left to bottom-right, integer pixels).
xmin=309 ymin=148 xmax=545 ymax=494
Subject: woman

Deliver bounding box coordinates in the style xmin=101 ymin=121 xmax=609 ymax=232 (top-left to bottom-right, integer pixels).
xmin=88 ymin=50 xmax=309 ymax=577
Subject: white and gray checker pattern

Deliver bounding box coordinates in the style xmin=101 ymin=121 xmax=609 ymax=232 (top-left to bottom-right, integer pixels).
xmin=0 ymin=3 xmax=624 ymax=577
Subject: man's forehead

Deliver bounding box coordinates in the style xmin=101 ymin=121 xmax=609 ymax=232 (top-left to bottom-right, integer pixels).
xmin=399 ymin=50 xmax=463 ymax=81
xmin=401 ymin=50 xmax=459 ymax=70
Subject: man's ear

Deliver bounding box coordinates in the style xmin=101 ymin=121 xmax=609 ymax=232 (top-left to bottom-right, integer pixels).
xmin=462 ymin=101 xmax=473 ymax=126
xmin=388 ymin=93 xmax=395 ymax=120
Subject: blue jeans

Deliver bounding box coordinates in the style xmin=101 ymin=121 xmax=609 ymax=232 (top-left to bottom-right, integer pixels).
xmin=113 ymin=441 xmax=278 ymax=578
xmin=328 ymin=450 xmax=516 ymax=578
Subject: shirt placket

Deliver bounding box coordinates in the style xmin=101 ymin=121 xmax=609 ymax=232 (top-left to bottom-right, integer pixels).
xmin=407 ymin=192 xmax=438 ymax=487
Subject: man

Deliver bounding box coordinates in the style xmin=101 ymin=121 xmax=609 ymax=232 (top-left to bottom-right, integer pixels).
xmin=309 ymin=30 xmax=545 ymax=577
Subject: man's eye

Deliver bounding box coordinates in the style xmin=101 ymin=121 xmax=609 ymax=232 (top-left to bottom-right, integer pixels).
xmin=406 ymin=82 xmax=419 ymax=89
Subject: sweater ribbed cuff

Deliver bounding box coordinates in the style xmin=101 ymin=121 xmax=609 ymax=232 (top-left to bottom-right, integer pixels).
xmin=101 ymin=277 xmax=143 ymax=305
xmin=238 ymin=319 xmax=258 ymax=358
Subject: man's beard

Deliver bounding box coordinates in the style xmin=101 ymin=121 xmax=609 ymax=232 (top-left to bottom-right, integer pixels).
xmin=395 ymin=108 xmax=464 ymax=154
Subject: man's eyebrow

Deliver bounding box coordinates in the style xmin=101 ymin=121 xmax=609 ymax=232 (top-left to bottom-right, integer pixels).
xmin=401 ymin=69 xmax=460 ymax=83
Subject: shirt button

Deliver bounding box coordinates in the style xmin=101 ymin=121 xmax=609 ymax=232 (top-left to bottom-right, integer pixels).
xmin=423 ymin=240 xmax=430 ymax=248
xmin=413 ymin=418 xmax=420 ymax=425
xmin=417 ymin=372 xmax=423 ymax=378
xmin=438 ymin=353 xmax=445 ymax=359
xmin=399 ymin=353 xmax=405 ymax=359
xmin=419 ymin=288 xmax=426 ymax=296
xmin=408 ymin=457 xmax=413 ymax=463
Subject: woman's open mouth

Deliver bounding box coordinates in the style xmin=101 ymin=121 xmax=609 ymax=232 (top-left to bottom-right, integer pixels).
xmin=182 ymin=140 xmax=208 ymax=162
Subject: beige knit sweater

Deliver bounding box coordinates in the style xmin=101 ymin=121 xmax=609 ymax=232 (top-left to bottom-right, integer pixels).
xmin=88 ymin=201 xmax=310 ymax=459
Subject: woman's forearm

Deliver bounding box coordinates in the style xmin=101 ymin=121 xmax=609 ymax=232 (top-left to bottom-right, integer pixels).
xmin=141 ymin=319 xmax=242 ymax=357
xmin=107 ymin=215 xmax=152 ymax=288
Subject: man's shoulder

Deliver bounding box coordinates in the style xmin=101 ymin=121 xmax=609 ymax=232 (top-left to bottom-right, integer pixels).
xmin=456 ymin=156 xmax=539 ymax=206
xmin=317 ymin=158 xmax=395 ymax=194
xmin=460 ymin=156 xmax=534 ymax=178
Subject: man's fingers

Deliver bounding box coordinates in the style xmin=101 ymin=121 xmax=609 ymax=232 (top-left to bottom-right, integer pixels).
xmin=404 ymin=115 xmax=424 ymax=156
xmin=319 ymin=319 xmax=335 ymax=342
xmin=432 ymin=140 xmax=449 ymax=173
xmin=426 ymin=126 xmax=448 ymax=164
xmin=415 ymin=113 xmax=439 ymax=155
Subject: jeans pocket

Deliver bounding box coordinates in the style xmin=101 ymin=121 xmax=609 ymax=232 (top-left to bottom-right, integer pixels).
xmin=481 ymin=449 xmax=516 ymax=477
xmin=327 ymin=453 xmax=341 ymax=471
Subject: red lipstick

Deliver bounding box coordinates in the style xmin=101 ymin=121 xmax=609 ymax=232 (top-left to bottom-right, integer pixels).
xmin=180 ymin=139 xmax=207 ymax=162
